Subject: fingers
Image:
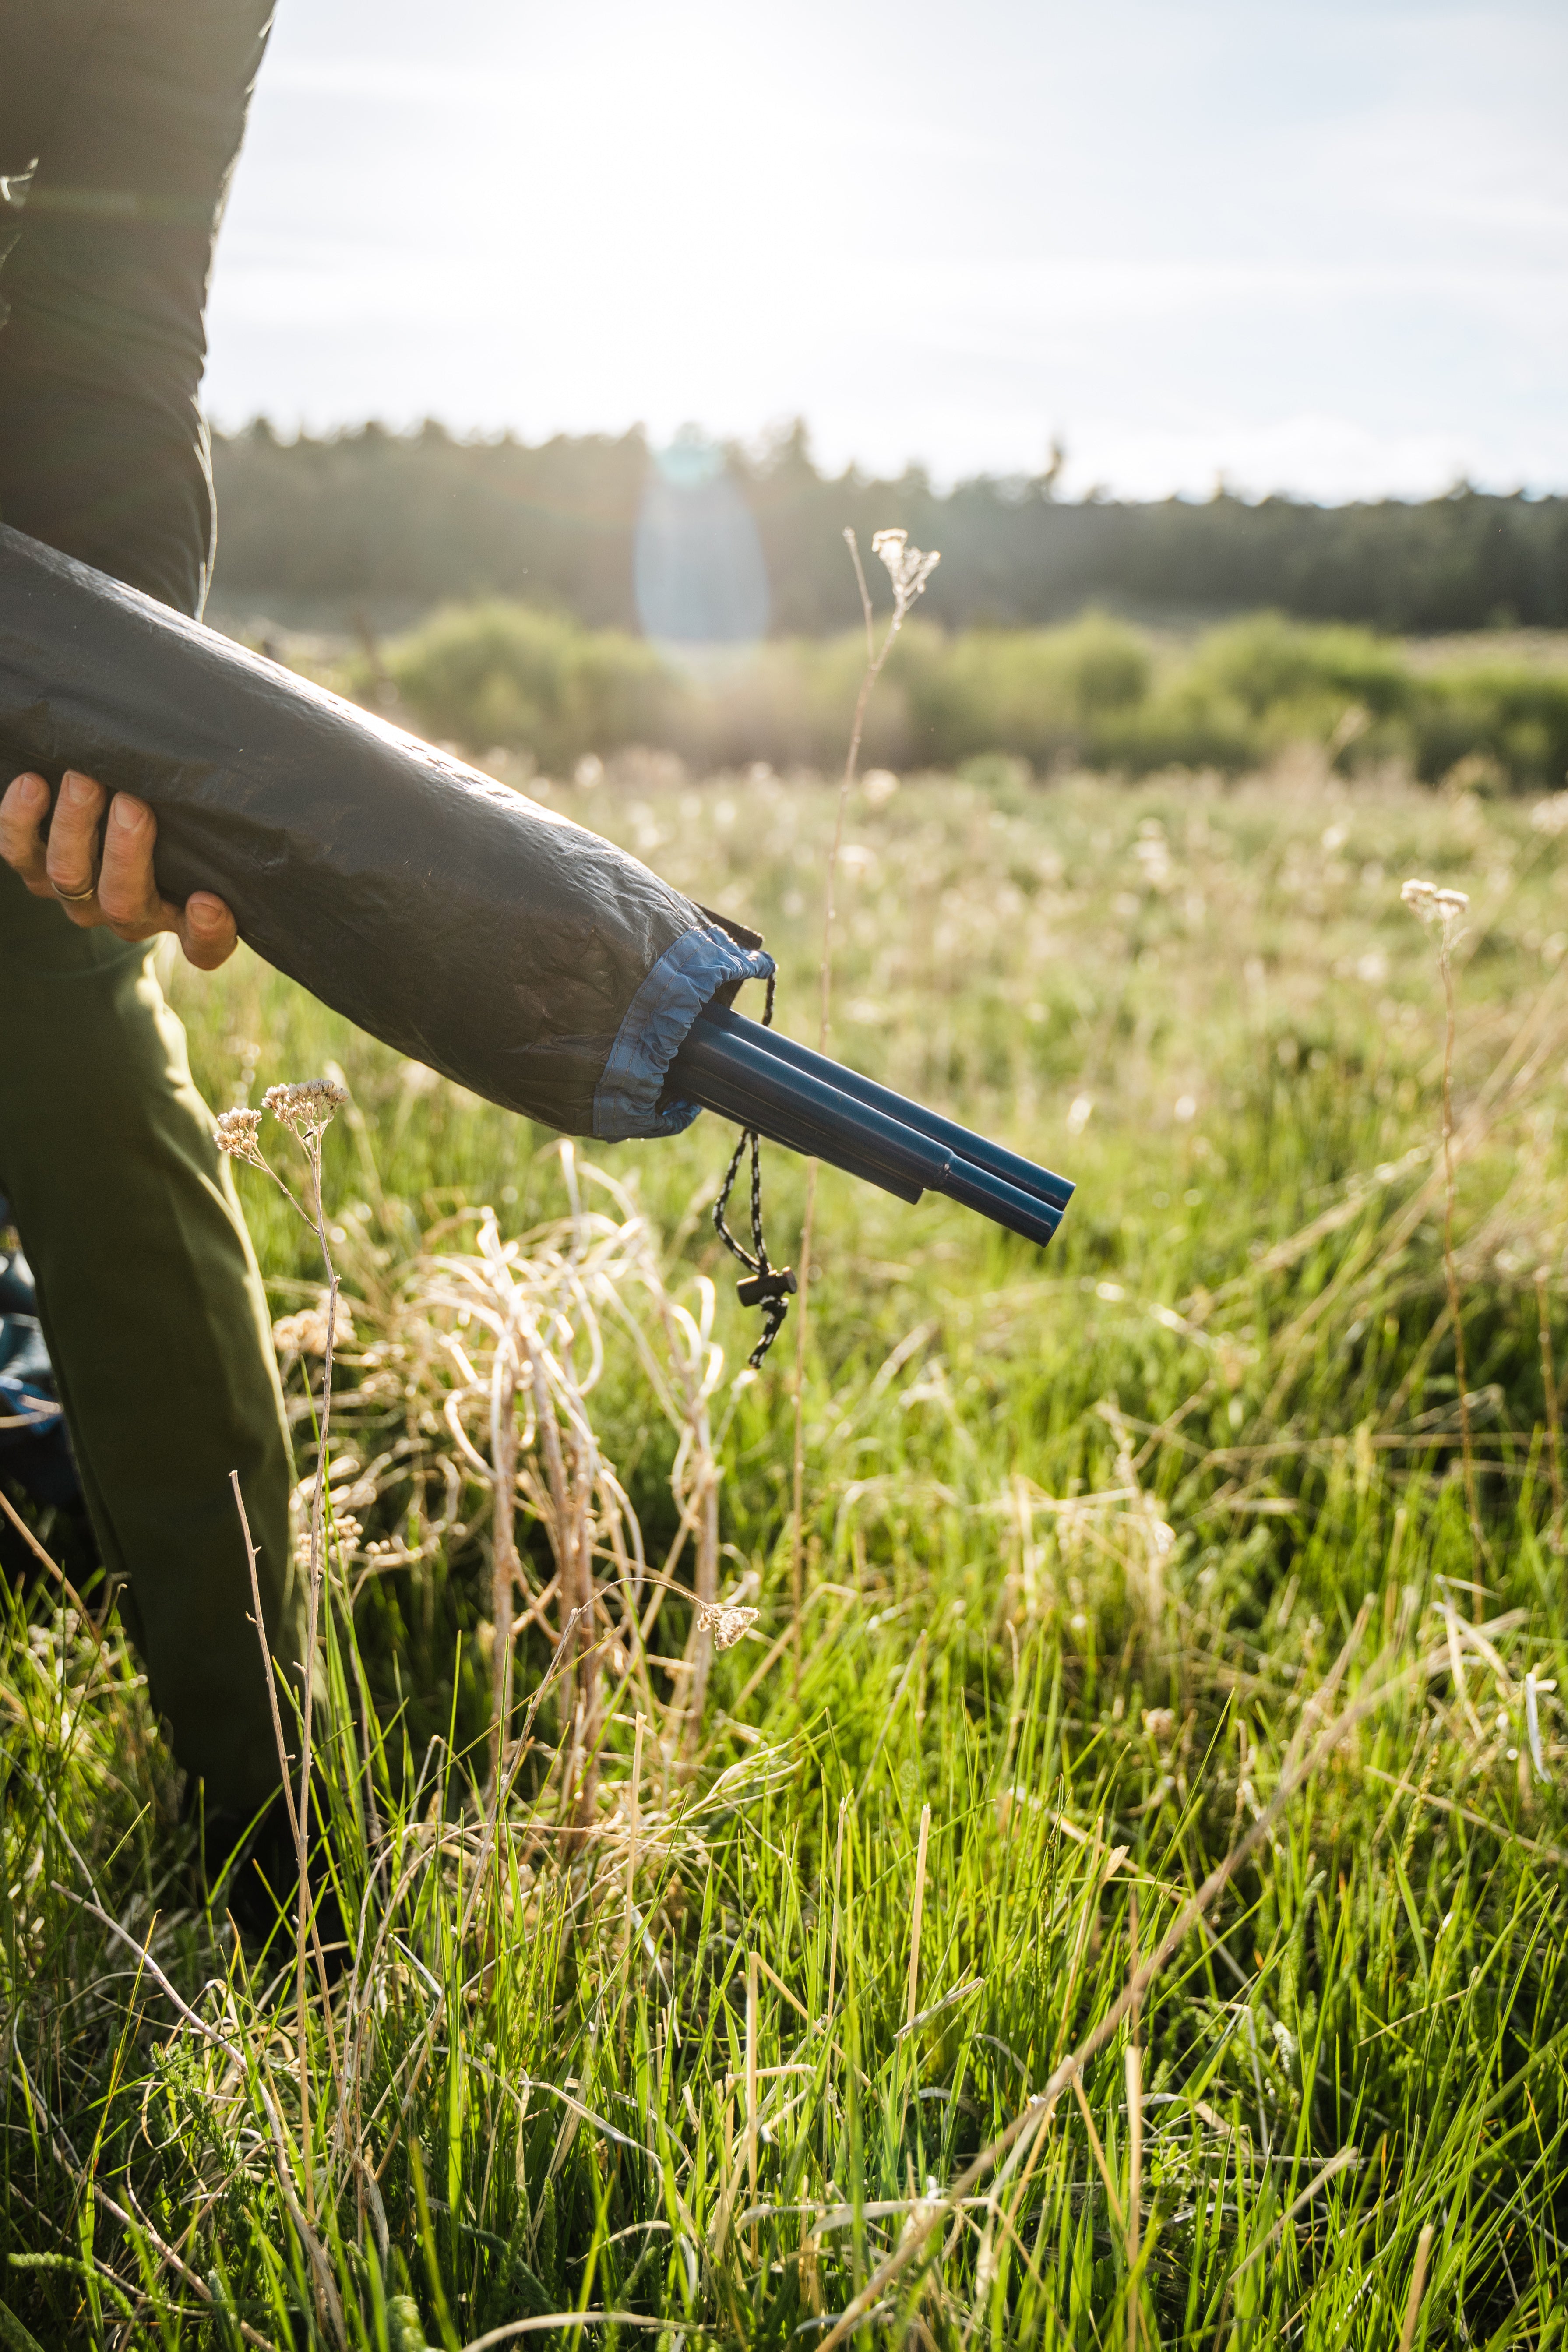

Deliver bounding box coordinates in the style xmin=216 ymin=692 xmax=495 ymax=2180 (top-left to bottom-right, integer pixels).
xmin=176 ymin=890 xmax=239 ymax=971
xmin=95 ymin=793 xmax=164 ymax=931
xmin=0 ymin=771 xmax=238 ymax=967
xmin=0 ymin=772 xmax=56 ymax=894
xmin=99 ymin=795 xmax=237 ymax=966
xmin=44 ymin=769 xmax=107 ymax=909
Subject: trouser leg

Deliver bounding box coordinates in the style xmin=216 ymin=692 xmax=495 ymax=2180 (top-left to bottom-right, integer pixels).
xmin=0 ymin=866 xmax=301 ymax=1818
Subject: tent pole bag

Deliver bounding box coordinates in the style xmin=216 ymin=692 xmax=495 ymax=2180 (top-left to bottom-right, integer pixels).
xmin=0 ymin=526 xmax=1073 ymax=1241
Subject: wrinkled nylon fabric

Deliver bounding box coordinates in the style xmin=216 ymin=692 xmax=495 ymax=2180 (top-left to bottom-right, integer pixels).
xmin=0 ymin=526 xmax=773 ymax=1137
xmin=594 ymin=922 xmax=772 ymax=1138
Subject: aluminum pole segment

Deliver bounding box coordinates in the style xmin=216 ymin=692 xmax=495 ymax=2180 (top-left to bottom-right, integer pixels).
xmin=669 ymin=1014 xmax=1070 ymax=1248
xmin=671 ymin=1057 xmax=926 ymax=1203
xmin=671 ymin=1016 xmax=953 ymax=1195
xmin=692 ymin=1005 xmax=1075 ymax=1215
xmin=935 ymin=1158 xmax=1062 ymax=1247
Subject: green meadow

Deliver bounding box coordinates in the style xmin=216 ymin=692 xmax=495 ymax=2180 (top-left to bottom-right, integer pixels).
xmin=4 ymin=751 xmax=1568 ymax=2346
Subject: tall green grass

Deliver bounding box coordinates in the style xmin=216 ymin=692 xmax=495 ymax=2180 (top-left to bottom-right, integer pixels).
xmin=4 ymin=764 xmax=1568 ymax=2346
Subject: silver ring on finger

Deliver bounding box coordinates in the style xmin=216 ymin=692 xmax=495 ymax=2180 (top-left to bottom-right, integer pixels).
xmin=51 ymin=879 xmax=98 ymax=904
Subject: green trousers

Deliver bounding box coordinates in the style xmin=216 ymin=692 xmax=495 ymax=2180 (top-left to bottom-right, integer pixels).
xmin=0 ymin=863 xmax=303 ymax=1820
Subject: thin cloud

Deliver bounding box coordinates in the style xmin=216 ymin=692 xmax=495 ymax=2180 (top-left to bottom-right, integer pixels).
xmin=205 ymin=0 xmax=1567 ymax=501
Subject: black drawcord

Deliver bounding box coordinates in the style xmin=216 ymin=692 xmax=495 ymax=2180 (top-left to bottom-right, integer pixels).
xmin=712 ymin=973 xmax=796 ymax=1367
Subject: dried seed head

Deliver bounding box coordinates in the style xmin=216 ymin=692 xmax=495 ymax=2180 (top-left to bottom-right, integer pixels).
xmin=214 ymin=1107 xmax=267 ymax=1169
xmin=871 ymin=527 xmax=941 ymax=617
xmin=263 ymin=1077 xmax=350 ymax=1139
xmin=697 ymin=1599 xmax=760 ymax=1651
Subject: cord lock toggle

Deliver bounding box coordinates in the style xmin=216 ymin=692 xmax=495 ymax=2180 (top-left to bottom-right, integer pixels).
xmin=736 ymin=1266 xmax=797 ymax=1310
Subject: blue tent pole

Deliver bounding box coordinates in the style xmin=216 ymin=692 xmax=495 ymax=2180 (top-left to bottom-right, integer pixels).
xmin=668 ymin=1006 xmax=1073 ymax=1249
xmin=692 ymin=1005 xmax=1074 ymax=1214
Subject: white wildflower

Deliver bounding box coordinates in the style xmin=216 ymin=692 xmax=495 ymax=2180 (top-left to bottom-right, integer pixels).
xmin=263 ymin=1077 xmax=349 ymax=1141
xmin=1400 ymin=877 xmax=1469 ymax=945
xmin=213 ymin=1107 xmax=267 ymax=1170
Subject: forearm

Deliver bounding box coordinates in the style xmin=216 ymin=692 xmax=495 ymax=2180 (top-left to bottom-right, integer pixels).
xmin=0 ymin=0 xmax=273 ymax=618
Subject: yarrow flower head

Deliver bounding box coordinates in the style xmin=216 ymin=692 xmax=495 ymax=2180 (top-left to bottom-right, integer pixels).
xmin=871 ymin=527 xmax=941 ymax=618
xmin=214 ymin=1107 xmax=267 ymax=1169
xmin=262 ymin=1077 xmax=349 ymax=1143
xmin=1401 ymin=877 xmax=1469 ymax=948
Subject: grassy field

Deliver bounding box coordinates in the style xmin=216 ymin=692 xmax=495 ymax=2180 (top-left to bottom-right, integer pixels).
xmin=4 ymin=751 xmax=1568 ymax=2347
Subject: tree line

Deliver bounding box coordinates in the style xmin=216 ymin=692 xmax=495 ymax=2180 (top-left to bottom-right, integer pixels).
xmin=209 ymin=419 xmax=1568 ymax=636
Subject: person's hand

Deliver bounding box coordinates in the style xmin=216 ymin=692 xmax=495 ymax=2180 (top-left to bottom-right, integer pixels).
xmin=0 ymin=769 xmax=238 ymax=971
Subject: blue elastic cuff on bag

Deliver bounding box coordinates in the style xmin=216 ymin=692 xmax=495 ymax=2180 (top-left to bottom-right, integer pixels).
xmin=593 ymin=923 xmax=775 ymax=1142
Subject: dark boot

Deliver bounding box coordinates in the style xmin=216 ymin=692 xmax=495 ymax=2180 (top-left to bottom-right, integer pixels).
xmin=202 ymin=1788 xmax=349 ymax=1978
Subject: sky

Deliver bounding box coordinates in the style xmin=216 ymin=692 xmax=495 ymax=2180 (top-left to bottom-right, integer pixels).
xmin=204 ymin=0 xmax=1568 ymax=503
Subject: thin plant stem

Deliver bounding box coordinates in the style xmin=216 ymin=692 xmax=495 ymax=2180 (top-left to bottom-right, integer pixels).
xmin=906 ymin=1803 xmax=930 ymax=2033
xmin=233 ymin=1474 xmax=301 ymax=1876
xmin=229 ymin=1467 xmax=344 ymax=2093
xmin=1436 ymin=927 xmax=1488 ymax=1608
xmin=1536 ymin=1267 xmax=1564 ymax=1548
xmin=292 ymin=1137 xmax=339 ymax=2215
xmin=788 ymin=525 xmax=932 ymax=1682
xmin=746 ymin=1948 xmax=760 ymax=2257
xmin=1126 ymin=1883 xmax=1141 ymax=2352
xmin=489 ymin=1330 xmax=520 ymax=1795
xmin=625 ymin=1710 xmax=644 ymax=1963
xmin=1070 ymin=2073 xmax=1125 ymax=2234
xmin=224 ymin=1088 xmax=349 ymax=2220
xmin=0 ymin=1483 xmax=103 ymax=1645
xmin=1228 ymin=2145 xmax=1360 ymax=2281
xmin=1397 ymin=2220 xmax=1436 ymax=2352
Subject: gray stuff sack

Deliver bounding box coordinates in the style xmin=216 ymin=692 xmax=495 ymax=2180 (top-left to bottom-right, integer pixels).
xmin=0 ymin=524 xmax=772 ymax=1139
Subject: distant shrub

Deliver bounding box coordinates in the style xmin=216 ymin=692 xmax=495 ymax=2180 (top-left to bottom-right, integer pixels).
xmin=1086 ymin=682 xmax=1259 ymax=778
xmin=1086 ymin=615 xmax=1410 ymax=778
xmin=1411 ymin=663 xmax=1568 ymax=790
xmin=891 ymin=611 xmax=1151 ymax=770
xmin=1185 ymin=613 xmax=1411 ymax=719
xmin=352 ymin=599 xmax=1568 ymax=791
xmin=372 ymin=602 xmax=681 ymax=772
